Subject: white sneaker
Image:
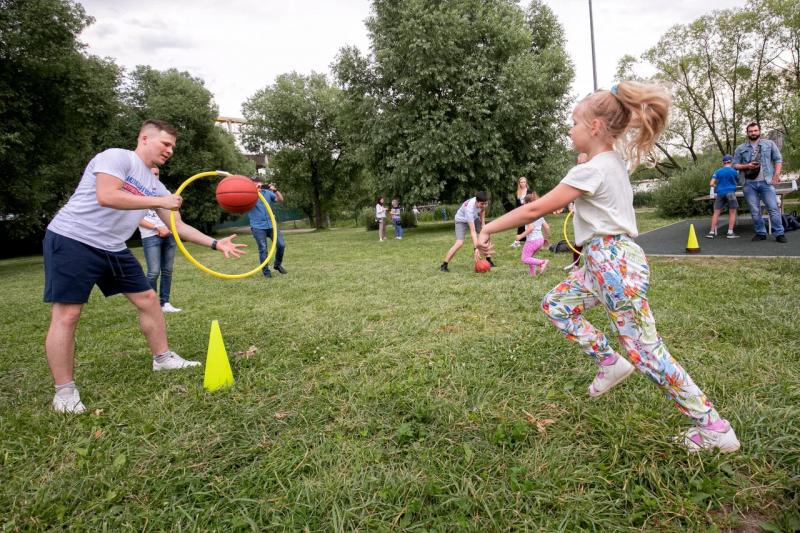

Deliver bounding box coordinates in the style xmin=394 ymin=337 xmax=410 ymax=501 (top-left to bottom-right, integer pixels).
xmin=680 ymin=422 xmax=741 ymax=453
xmin=161 ymin=302 xmax=182 ymax=313
xmin=52 ymin=388 xmax=86 ymax=414
xmin=588 ymin=356 xmax=635 ymax=397
xmin=152 ymin=351 xmax=201 ymax=371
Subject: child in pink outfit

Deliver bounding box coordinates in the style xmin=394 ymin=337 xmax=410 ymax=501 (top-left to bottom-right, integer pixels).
xmin=514 ymin=193 xmax=550 ymax=276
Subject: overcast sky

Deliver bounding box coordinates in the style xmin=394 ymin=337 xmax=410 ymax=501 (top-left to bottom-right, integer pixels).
xmin=77 ymin=0 xmax=747 ymax=118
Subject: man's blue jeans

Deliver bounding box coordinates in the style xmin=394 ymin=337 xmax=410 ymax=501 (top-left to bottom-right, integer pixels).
xmin=743 ymin=180 xmax=784 ymax=236
xmin=142 ymin=235 xmax=177 ymax=305
xmin=251 ymin=227 xmax=285 ymax=275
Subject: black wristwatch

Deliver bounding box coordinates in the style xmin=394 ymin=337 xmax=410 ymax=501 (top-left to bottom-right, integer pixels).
xmin=211 ymin=240 xmax=218 ymax=250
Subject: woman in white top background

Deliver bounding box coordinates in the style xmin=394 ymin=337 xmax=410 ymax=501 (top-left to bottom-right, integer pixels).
xmin=511 ymin=176 xmax=528 ymax=247
xmin=375 ymin=197 xmax=386 ymax=241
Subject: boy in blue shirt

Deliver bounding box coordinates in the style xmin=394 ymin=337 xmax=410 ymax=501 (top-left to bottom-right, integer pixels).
xmin=706 ymin=155 xmax=740 ymax=239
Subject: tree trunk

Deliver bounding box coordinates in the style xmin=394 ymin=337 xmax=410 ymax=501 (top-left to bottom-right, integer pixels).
xmin=680 ymin=64 xmax=726 ymax=155
xmin=655 ymin=143 xmax=683 ymax=171
xmin=313 ymin=185 xmax=323 ymax=229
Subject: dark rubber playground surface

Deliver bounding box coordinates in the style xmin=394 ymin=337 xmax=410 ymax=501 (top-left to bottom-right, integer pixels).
xmin=635 ymin=218 xmax=800 ymax=258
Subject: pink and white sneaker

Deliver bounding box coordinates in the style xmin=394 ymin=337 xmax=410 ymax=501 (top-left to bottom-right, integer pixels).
xmin=588 ymin=355 xmax=635 ymax=397
xmin=680 ymin=420 xmax=740 ymax=453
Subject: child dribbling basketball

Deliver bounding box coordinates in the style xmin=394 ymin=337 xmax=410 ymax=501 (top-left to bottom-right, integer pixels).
xmin=476 ymin=81 xmax=739 ymax=453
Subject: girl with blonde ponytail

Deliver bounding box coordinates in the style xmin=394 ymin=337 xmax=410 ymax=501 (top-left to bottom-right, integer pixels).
xmin=476 ymin=81 xmax=739 ymax=453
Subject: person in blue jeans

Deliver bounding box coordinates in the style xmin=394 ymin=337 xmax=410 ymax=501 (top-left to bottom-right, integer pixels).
xmin=733 ymin=122 xmax=787 ymax=243
xmin=249 ymin=180 xmax=287 ymax=278
xmin=390 ymin=198 xmax=403 ymax=239
xmin=138 ymin=167 xmax=181 ymax=312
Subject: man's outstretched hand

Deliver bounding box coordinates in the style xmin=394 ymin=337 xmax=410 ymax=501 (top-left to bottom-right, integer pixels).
xmin=216 ymin=234 xmax=247 ymax=258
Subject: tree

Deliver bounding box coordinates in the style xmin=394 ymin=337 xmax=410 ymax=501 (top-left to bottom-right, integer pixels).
xmin=758 ymin=0 xmax=800 ymax=144
xmin=637 ymin=0 xmax=800 ymax=171
xmin=333 ymin=0 xmax=573 ymax=206
xmin=241 ymin=72 xmax=359 ymax=229
xmin=115 ymin=67 xmax=254 ymax=232
xmin=0 ymin=0 xmax=121 ymax=242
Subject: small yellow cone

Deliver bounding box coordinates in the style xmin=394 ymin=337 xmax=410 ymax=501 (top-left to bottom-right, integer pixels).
xmin=204 ymin=320 xmax=234 ymax=391
xmin=686 ymin=223 xmax=700 ymax=254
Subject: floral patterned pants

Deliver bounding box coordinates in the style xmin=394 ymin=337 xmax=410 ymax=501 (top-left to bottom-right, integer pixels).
xmin=541 ymin=235 xmax=720 ymax=425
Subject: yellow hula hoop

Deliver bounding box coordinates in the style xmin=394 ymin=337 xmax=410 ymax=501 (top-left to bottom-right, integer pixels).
xmin=169 ymin=171 xmax=277 ymax=280
xmin=562 ymin=210 xmax=582 ymax=256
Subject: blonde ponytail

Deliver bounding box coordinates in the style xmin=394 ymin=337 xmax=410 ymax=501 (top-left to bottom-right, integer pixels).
xmin=580 ymin=81 xmax=671 ymax=167
xmin=614 ymin=81 xmax=670 ymax=166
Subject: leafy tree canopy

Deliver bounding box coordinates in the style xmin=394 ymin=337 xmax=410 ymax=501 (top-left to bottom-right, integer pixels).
xmin=114 ymin=66 xmax=255 ymax=231
xmin=241 ymin=72 xmax=360 ymax=229
xmin=334 ymin=0 xmax=574 ymax=205
xmin=0 ymin=0 xmax=121 ymax=239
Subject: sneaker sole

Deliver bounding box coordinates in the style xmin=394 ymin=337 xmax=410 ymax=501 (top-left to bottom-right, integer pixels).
xmin=684 ymin=434 xmax=741 ymax=454
xmin=152 ymin=363 xmax=202 ymax=371
xmin=52 ymin=402 xmax=87 ymax=414
xmin=588 ymin=364 xmax=635 ymax=398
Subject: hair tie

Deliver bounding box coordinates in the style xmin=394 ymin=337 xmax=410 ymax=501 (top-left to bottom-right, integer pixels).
xmin=610 ymin=84 xmax=619 ymax=95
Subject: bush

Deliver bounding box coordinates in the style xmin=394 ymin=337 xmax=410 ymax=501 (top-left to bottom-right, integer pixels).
xmin=363 ymin=207 xmax=379 ymax=230
xmin=416 ymin=204 xmax=461 ymax=223
xmin=633 ymin=190 xmax=657 ymax=208
xmin=399 ymin=211 xmax=417 ymax=229
xmin=655 ymin=157 xmax=719 ymax=218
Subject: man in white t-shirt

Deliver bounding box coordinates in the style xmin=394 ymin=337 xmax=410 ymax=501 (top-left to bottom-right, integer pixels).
xmin=439 ymin=191 xmax=494 ymax=272
xmin=43 ymin=119 xmax=246 ymax=414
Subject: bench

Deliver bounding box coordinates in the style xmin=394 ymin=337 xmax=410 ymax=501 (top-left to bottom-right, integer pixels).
xmin=694 ymin=181 xmax=797 ymax=233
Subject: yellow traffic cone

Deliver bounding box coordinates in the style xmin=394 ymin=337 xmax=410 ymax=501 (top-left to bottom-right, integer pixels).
xmin=204 ymin=320 xmax=234 ymax=391
xmin=686 ymin=223 xmax=700 ymax=254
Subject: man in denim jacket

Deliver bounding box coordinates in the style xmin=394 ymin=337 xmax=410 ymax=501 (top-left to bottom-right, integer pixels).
xmin=733 ymin=122 xmax=787 ymax=243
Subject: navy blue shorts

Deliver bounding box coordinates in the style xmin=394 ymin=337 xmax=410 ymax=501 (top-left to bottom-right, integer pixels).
xmin=43 ymin=230 xmax=152 ymax=304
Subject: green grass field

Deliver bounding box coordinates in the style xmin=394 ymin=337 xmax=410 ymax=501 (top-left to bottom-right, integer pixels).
xmin=1 ymin=212 xmax=799 ymax=531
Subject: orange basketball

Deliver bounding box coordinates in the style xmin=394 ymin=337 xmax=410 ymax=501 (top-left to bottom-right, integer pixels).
xmin=475 ymin=259 xmax=491 ymax=273
xmin=215 ymin=175 xmax=259 ymax=213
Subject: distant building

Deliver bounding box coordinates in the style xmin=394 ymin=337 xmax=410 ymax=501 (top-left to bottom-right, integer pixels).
xmin=215 ymin=116 xmax=267 ymax=171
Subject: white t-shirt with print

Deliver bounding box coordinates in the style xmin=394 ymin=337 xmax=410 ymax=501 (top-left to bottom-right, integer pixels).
xmin=560 ymin=151 xmax=638 ymax=246
xmin=48 ymin=148 xmax=170 ymax=251
xmin=526 ymin=218 xmax=546 ymax=241
xmin=454 ymin=197 xmax=482 ymax=223
xmin=138 ymin=209 xmax=167 ymax=239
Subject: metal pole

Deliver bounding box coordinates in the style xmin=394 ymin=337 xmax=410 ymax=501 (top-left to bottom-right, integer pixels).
xmin=589 ymin=0 xmax=598 ymax=91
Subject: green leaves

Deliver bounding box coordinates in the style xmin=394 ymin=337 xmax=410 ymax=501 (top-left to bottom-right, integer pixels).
xmin=335 ymin=0 xmax=573 ymax=204
xmin=242 ymin=73 xmax=360 ymax=228
xmin=635 ymin=0 xmax=800 ymax=167
xmin=0 ymin=0 xmax=120 ymax=242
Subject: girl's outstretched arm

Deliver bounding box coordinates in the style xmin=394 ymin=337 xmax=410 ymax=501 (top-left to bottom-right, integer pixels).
xmin=477 ymin=184 xmax=582 ymax=254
